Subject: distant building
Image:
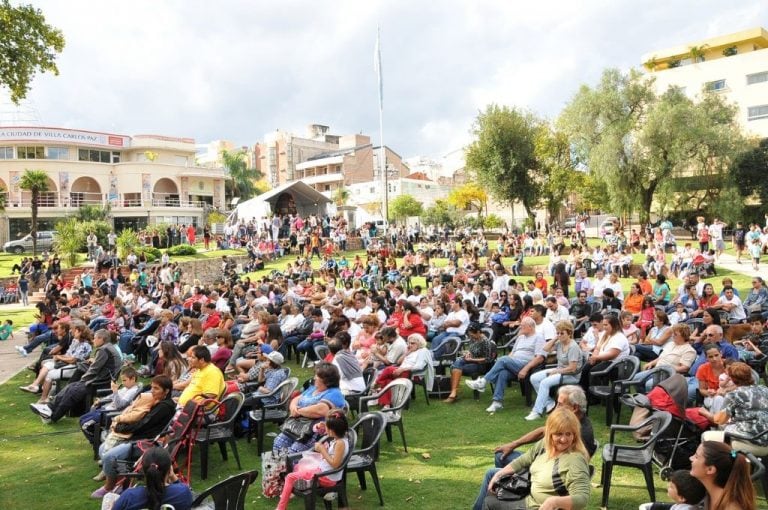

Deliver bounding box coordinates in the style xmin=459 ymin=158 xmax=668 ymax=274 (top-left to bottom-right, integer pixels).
xmin=253 ymin=124 xmax=340 ymax=188
xmin=642 ymin=26 xmax=768 ymax=138
xmin=0 ymin=126 xmax=226 ymax=242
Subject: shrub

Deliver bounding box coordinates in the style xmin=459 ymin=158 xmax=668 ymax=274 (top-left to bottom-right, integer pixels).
xmin=141 ymin=247 xmax=162 ymax=260
xmin=116 ymin=229 xmax=139 ymax=261
xmin=483 ymin=214 xmax=505 ymax=229
xmin=167 ymin=244 xmax=197 ymax=256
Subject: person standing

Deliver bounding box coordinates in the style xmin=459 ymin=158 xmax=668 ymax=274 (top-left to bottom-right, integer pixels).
xmin=18 ymin=272 xmax=29 ymax=306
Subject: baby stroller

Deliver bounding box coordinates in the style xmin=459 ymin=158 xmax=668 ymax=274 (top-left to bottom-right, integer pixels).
xmin=688 ymin=254 xmax=716 ymax=277
xmin=620 ymin=374 xmax=701 ymax=480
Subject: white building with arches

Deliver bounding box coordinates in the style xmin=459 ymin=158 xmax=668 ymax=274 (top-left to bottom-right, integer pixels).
xmin=0 ymin=127 xmax=226 ymax=242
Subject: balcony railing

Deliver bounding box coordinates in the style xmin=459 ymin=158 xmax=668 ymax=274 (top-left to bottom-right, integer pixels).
xmin=0 ymin=191 xmax=208 ymax=209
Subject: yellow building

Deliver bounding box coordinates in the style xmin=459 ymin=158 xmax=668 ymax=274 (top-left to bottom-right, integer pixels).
xmin=0 ymin=126 xmax=227 ymax=242
xmin=642 ymin=27 xmax=768 ymax=138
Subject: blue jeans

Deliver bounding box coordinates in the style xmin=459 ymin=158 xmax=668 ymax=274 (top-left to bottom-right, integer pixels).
xmin=23 ymin=330 xmax=56 ymax=353
xmin=280 ymin=334 xmax=304 ymax=358
xmin=473 ymin=467 xmax=501 ymax=510
xmin=484 ymin=356 xmax=528 ymax=403
xmin=100 ymin=441 xmax=134 ymax=477
xmin=297 ymin=338 xmax=324 ymax=361
xmin=530 ymin=370 xmax=579 ymax=414
xmin=451 ymin=358 xmax=483 ymax=376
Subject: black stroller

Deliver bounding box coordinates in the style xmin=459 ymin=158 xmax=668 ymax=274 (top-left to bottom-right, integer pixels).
xmin=620 ymin=374 xmax=702 ymax=480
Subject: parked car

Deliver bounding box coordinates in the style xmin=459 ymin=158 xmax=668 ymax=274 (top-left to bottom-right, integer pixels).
xmin=3 ymin=231 xmax=57 ymax=254
xmin=599 ymin=217 xmax=619 ymax=234
xmin=562 ymin=216 xmax=578 ymax=229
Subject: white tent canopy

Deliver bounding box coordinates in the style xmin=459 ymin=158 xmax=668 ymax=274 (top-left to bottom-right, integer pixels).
xmin=229 ymin=181 xmax=332 ymax=222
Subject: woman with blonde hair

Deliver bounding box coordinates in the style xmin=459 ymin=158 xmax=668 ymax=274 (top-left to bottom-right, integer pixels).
xmin=482 ymin=407 xmax=591 ymax=509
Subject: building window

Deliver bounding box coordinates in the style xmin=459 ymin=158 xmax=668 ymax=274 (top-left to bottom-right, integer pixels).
xmin=79 ymin=148 xmax=113 ymax=163
xmin=47 ymin=147 xmax=69 ymax=160
xmin=18 ymin=146 xmax=45 ymax=159
xmin=112 ymin=151 xmax=121 ymax=163
xmin=0 ymin=147 xmax=13 ymax=159
xmin=747 ymin=72 xmax=768 ymax=85
xmin=705 ymin=79 xmax=727 ymax=92
xmin=747 ymin=105 xmax=768 ymax=121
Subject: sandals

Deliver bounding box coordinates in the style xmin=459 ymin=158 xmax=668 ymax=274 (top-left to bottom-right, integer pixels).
xmin=442 ymin=395 xmax=459 ymax=403
xmin=20 ymin=384 xmax=39 ymax=393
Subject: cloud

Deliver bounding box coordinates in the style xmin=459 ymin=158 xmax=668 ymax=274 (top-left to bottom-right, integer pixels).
xmin=5 ymin=0 xmax=767 ymax=159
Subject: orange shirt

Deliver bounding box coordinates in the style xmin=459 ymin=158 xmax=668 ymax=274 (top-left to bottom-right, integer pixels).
xmin=638 ymin=279 xmax=653 ymax=296
xmin=623 ymin=294 xmax=644 ymax=315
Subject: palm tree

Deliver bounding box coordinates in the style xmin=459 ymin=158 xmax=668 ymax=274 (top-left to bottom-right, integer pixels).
xmin=19 ymin=169 xmax=50 ymax=255
xmin=221 ymin=150 xmax=263 ymax=203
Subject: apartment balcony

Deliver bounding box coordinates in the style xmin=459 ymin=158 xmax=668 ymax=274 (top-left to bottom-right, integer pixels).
xmin=298 ymin=173 xmax=344 ymax=186
xmin=0 ymin=191 xmax=209 ymax=211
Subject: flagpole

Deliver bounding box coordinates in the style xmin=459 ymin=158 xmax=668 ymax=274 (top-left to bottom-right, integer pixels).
xmin=375 ymin=25 xmax=388 ymax=228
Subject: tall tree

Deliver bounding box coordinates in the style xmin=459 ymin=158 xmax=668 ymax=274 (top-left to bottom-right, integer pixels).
xmin=535 ymin=126 xmax=577 ymax=221
xmin=559 ymin=68 xmax=746 ymax=223
xmin=0 ymin=0 xmax=65 ymax=104
xmin=388 ymin=194 xmax=422 ymax=224
xmin=732 ymin=138 xmax=768 ymax=206
xmin=221 ymin=149 xmax=263 ymax=202
xmin=465 ymin=105 xmax=545 ymax=221
xmin=422 ymin=199 xmax=461 ymax=228
xmin=447 ymin=182 xmax=487 ymax=218
xmin=19 ymin=169 xmax=49 ymax=255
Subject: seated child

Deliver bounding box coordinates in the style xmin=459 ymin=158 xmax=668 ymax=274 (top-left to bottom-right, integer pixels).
xmin=733 ymin=315 xmax=767 ymax=362
xmin=79 ymin=367 xmax=141 ymax=447
xmin=639 ymin=469 xmax=706 ymax=510
xmin=0 ymin=319 xmax=13 ymax=341
xmin=276 ymin=409 xmax=351 ymax=510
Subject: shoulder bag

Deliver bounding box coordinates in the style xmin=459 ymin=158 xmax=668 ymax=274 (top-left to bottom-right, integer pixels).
xmin=280 ymin=416 xmax=314 ymax=442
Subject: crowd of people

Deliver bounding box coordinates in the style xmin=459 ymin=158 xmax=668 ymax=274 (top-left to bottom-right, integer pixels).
xmin=6 ymin=211 xmax=768 ymax=509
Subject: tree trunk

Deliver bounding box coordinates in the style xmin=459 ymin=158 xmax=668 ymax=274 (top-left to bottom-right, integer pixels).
xmin=639 ymin=186 xmax=654 ymax=225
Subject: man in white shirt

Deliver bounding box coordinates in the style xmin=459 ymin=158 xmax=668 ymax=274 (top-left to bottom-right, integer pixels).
xmin=431 ymin=297 xmax=470 ymax=356
xmin=607 ymin=273 xmax=624 ymax=301
xmin=531 ymin=304 xmax=557 ymax=342
xmin=524 ymin=281 xmax=544 ymax=304
xmin=591 ymin=270 xmax=609 ymax=303
xmin=352 ymin=297 xmax=372 ymax=323
xmin=544 ymin=297 xmax=570 ymax=323
xmin=708 ymin=218 xmax=725 ymax=261
xmin=492 ymin=265 xmax=509 ymax=295
xmin=573 ymin=268 xmax=593 ymax=298
xmin=715 ymin=286 xmax=746 ymax=323
xmin=466 ymin=317 xmax=546 ymax=412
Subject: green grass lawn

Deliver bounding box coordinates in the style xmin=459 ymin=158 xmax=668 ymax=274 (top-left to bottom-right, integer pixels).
xmin=0 ymin=239 xmax=765 ymax=509
xmin=0 ymin=363 xmax=691 ymax=510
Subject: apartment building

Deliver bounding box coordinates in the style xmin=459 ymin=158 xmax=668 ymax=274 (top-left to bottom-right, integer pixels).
xmin=642 ymin=27 xmax=768 ymax=138
xmin=0 ymin=126 xmax=226 ymax=241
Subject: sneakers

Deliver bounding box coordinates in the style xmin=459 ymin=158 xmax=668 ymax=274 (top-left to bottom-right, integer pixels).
xmin=29 ymin=402 xmax=52 ymax=419
xmin=93 ymin=471 xmax=106 ymax=481
xmin=19 ymin=384 xmax=39 ymax=393
xmin=15 ymin=345 xmax=28 ymax=357
xmin=524 ymin=411 xmax=542 ymax=421
xmin=545 ymin=401 xmax=557 ymax=414
xmin=306 ymin=361 xmax=315 ymax=368
xmin=466 ymin=377 xmax=487 ymax=392
xmin=485 ymin=401 xmax=503 ymax=413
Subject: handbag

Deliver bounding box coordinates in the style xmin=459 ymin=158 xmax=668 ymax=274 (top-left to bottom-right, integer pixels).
xmin=261 ymin=450 xmax=287 ymax=498
xmin=280 ymin=416 xmax=314 ymax=442
xmin=494 ymin=469 xmax=531 ymax=501
xmin=493 ymin=446 xmax=569 ymax=502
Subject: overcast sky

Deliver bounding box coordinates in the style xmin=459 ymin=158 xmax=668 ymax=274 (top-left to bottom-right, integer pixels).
xmin=4 ymin=0 xmax=767 ymax=159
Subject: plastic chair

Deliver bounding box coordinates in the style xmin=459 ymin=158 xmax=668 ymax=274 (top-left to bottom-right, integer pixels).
xmin=601 ymin=411 xmax=673 ymax=507
xmin=495 ymin=328 xmax=520 ymax=355
xmin=90 ymin=382 xmax=144 ymax=460
xmin=247 ymin=377 xmax=299 ymax=454
xmin=588 ymin=355 xmax=640 ymax=425
xmin=286 ymin=429 xmax=358 ymax=510
xmin=347 ymin=412 xmax=387 ymax=506
xmin=191 ymin=469 xmax=259 ymax=510
xmin=359 ymin=378 xmax=413 ymax=452
xmin=196 ymin=392 xmax=244 ymax=480
xmin=614 ymin=365 xmax=675 ymax=423
xmin=724 ymin=427 xmax=768 ymax=502
xmin=345 ymin=367 xmax=376 ymax=417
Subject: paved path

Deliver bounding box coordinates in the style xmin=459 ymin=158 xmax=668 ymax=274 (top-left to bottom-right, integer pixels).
xmin=711 ymin=252 xmax=766 ymax=280
xmin=0 ymin=307 xmax=35 ymax=385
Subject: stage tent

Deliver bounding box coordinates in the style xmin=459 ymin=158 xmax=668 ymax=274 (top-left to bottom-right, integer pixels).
xmin=229 ymin=180 xmax=332 ymax=222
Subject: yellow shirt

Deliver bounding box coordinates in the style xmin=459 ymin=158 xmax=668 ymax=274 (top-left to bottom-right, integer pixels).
xmin=178 ymin=363 xmax=225 ymax=407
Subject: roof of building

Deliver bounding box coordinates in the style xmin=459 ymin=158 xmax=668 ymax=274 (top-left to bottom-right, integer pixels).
xmin=404 ymin=171 xmax=433 ymax=181
xmin=641 ymin=26 xmax=768 ymax=67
